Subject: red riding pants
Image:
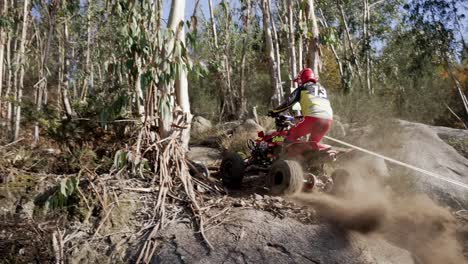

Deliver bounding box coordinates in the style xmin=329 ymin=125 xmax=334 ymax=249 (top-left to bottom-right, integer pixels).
xmin=286 ymin=116 xmax=333 ymax=143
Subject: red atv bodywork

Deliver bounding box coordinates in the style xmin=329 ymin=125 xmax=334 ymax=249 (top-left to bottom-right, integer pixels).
xmin=254 ymin=130 xmax=337 ymax=163
xmin=249 ymin=128 xmax=340 ymax=191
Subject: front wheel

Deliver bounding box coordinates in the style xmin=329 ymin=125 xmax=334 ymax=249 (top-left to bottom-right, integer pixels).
xmin=267 ymin=160 xmax=304 ymax=196
xmin=220 ymin=152 xmax=245 ymax=188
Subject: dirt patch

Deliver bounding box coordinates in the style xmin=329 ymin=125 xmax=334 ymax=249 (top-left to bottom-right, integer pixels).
xmin=0 ymin=214 xmax=55 ymax=263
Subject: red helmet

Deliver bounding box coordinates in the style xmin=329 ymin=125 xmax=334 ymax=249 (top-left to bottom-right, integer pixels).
xmin=293 ymin=68 xmax=317 ymax=85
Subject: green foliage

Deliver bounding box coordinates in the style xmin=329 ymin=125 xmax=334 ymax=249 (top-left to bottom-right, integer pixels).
xmin=2 ymin=0 xmax=466 ymax=148
xmin=320 ymin=28 xmax=338 ymax=46
xmin=0 ymin=15 xmax=14 ymax=29
xmin=113 ymin=149 xmax=150 ymax=173
xmin=113 ymin=149 xmax=128 ymax=170
xmin=331 ymin=92 xmax=395 ymax=125
xmin=45 ymin=176 xmax=79 ymax=210
xmin=446 ymin=137 xmax=468 ymax=159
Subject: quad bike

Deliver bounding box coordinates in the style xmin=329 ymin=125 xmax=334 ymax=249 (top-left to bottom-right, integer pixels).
xmin=219 ymin=114 xmax=350 ymax=196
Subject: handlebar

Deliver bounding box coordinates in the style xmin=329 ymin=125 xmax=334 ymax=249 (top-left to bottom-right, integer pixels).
xmin=274 ymin=114 xmax=295 ymax=131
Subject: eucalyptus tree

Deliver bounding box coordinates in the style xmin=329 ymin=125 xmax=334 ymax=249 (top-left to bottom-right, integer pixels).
xmin=260 ymin=0 xmax=283 ymax=106
xmin=287 ymin=0 xmax=297 ymax=88
xmin=238 ymin=0 xmax=252 ymax=118
xmin=267 ymin=0 xmax=282 ymax=96
xmin=4 ymin=0 xmax=13 ymax=131
xmin=57 ymin=0 xmax=75 ymax=119
xmin=305 ymin=0 xmax=320 ymax=76
xmin=168 ymin=0 xmax=191 ymax=149
xmin=13 ymin=0 xmax=31 ymax=140
xmin=0 ymin=0 xmax=6 ymax=117
xmin=80 ymin=0 xmax=93 ymax=102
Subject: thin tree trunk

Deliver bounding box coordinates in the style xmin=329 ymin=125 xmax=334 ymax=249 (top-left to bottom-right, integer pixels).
xmin=0 ymin=0 xmax=6 ymax=119
xmin=81 ymin=0 xmax=93 ymax=102
xmin=338 ymin=0 xmax=363 ymax=85
xmin=134 ymin=54 xmax=145 ymax=120
xmin=33 ymin=5 xmax=54 ymax=143
xmin=363 ymin=0 xmax=372 ymax=94
xmin=238 ymin=0 xmax=251 ymax=118
xmin=287 ymin=0 xmax=297 ymax=90
xmin=71 ymin=47 xmax=77 ymax=99
xmin=209 ymin=0 xmax=235 ymax=119
xmin=208 ymin=0 xmax=224 ymax=119
xmin=57 ymin=28 xmax=63 ymax=111
xmin=151 ymin=0 xmax=161 ymax=29
xmin=6 ymin=23 xmax=13 ymax=131
xmin=305 ymin=0 xmax=321 ymax=76
xmin=319 ymin=8 xmax=345 ymax=86
xmin=14 ymin=0 xmax=30 ymax=140
xmin=261 ymin=0 xmax=282 ymax=106
xmin=208 ymin=0 xmax=218 ymax=49
xmin=298 ymin=8 xmax=304 ymax=71
xmin=61 ymin=13 xmax=75 ymax=119
xmin=11 ymin=25 xmax=19 ymax=132
xmin=267 ymin=0 xmax=282 ymax=98
xmin=220 ymin=1 xmax=236 ymax=119
xmin=33 ymin=22 xmax=44 ymax=143
xmin=168 ymin=0 xmax=191 ymax=149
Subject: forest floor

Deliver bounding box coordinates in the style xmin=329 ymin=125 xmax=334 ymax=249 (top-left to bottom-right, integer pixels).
xmin=0 ymin=119 xmax=468 ymax=263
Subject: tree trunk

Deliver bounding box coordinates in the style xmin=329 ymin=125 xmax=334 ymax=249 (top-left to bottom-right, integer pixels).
xmin=220 ymin=1 xmax=236 ymax=120
xmin=338 ymin=1 xmax=363 ymax=86
xmin=267 ymin=0 xmax=282 ymax=101
xmin=33 ymin=5 xmax=55 ymax=143
xmin=168 ymin=0 xmax=191 ymax=149
xmin=5 ymin=19 xmax=13 ymax=132
xmin=319 ymin=8 xmax=345 ymax=88
xmin=33 ymin=22 xmax=44 ymax=143
xmin=81 ymin=0 xmax=93 ymax=102
xmin=305 ymin=0 xmax=320 ymax=76
xmin=60 ymin=11 xmax=75 ymax=119
xmin=208 ymin=0 xmax=218 ymax=49
xmin=0 ymin=0 xmax=5 ymax=119
xmin=287 ymin=0 xmax=297 ymax=90
xmin=134 ymin=54 xmax=145 ymax=120
xmin=261 ymin=0 xmax=282 ymax=106
xmin=363 ymin=0 xmax=372 ymax=94
xmin=13 ymin=0 xmax=30 ymax=140
xmin=238 ymin=0 xmax=251 ymax=118
xmin=298 ymin=8 xmax=304 ymax=71
xmin=208 ymin=0 xmax=224 ymax=120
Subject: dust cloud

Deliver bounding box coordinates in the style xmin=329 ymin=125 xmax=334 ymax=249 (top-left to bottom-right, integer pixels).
xmin=292 ymin=167 xmax=466 ymax=264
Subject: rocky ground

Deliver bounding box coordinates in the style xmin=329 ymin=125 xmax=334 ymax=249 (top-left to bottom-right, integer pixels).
xmin=1 ymin=117 xmax=468 ymax=263
xmin=153 ymin=209 xmax=414 ymax=264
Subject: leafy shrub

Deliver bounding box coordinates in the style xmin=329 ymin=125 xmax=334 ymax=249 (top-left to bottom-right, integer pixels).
xmin=331 ymin=92 xmax=395 ymax=125
xmin=45 ymin=176 xmax=79 ymax=210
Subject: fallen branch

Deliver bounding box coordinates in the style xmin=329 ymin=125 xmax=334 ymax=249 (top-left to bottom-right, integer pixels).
xmin=122 ymin=187 xmax=158 ymax=193
xmin=92 ymin=204 xmax=116 ymax=240
xmin=445 ymin=103 xmax=467 ymax=129
xmin=0 ymin=138 xmax=24 ymax=150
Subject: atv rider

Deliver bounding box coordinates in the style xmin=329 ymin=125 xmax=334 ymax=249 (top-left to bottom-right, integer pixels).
xmin=268 ymin=68 xmax=333 ymax=144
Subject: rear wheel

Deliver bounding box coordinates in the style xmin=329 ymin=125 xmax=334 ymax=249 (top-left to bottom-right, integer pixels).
xmin=220 ymin=152 xmax=245 ymax=188
xmin=267 ymin=160 xmax=304 ymax=196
